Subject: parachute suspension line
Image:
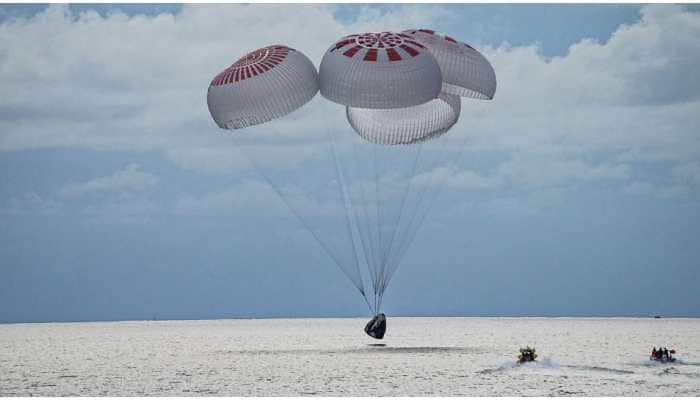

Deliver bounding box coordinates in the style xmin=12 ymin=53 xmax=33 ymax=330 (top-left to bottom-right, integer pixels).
xmin=387 ymin=115 xmax=495 ymax=291
xmin=384 ymin=141 xmax=449 ymax=285
xmin=328 ymin=129 xmax=370 ymax=301
xmin=375 ymin=141 xmax=424 ymax=305
xmin=382 ymin=131 xmax=471 ymax=294
xmin=342 ymin=129 xmax=387 ymax=315
xmin=348 ymin=140 xmax=379 ymax=303
xmin=342 ymin=124 xmax=378 ymax=309
xmin=373 ymin=285 xmax=377 ymax=315
xmin=372 ymin=143 xmax=383 ymax=300
xmin=381 ymin=156 xmax=450 ymax=295
xmin=382 ymin=148 xmax=450 ymax=292
xmin=375 ymin=138 xmax=441 ymax=311
xmin=371 ymin=142 xmax=389 ymax=313
xmin=375 ymin=134 xmax=457 ymax=306
xmin=350 ymin=137 xmax=383 ymax=312
xmin=320 ymin=105 xmax=372 ymax=309
xmin=229 ymin=133 xmax=366 ymax=297
xmin=375 ymin=145 xmax=388 ymax=308
xmin=362 ymin=292 xmax=375 ymax=316
xmin=378 ymin=175 xmax=440 ymax=305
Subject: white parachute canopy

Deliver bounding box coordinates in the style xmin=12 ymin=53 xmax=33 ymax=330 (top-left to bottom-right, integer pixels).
xmin=403 ymin=29 xmax=497 ymax=100
xmin=346 ymin=93 xmax=461 ymax=145
xmin=207 ymin=45 xmax=319 ymax=129
xmin=344 ymin=29 xmax=497 ymax=146
xmin=319 ymin=32 xmax=443 ymax=109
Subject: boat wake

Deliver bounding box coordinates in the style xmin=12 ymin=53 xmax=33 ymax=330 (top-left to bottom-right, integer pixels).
xmin=634 ymin=358 xmax=700 ymax=368
xmin=676 ymin=359 xmax=700 ymax=367
xmin=479 ymin=359 xmax=633 ymax=376
xmin=568 ymin=365 xmax=634 ymax=375
xmin=478 ymin=362 xmax=518 ymax=374
xmin=478 ymin=357 xmax=560 ymax=374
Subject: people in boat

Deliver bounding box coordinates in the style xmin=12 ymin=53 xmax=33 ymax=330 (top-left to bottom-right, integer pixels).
xmin=651 ymin=347 xmax=677 ymax=361
xmin=518 ymin=346 xmax=537 ymax=363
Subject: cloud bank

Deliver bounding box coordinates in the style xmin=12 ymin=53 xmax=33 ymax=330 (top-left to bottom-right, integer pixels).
xmin=0 ymin=4 xmax=698 ymax=217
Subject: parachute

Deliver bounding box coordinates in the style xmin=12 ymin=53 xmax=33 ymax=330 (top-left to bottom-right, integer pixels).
xmin=206 ymin=31 xmax=496 ymax=338
xmin=319 ymin=32 xmax=442 ymax=109
xmin=346 ymin=93 xmax=461 ymax=145
xmin=207 ymin=45 xmax=319 ymax=129
xmin=402 ymin=29 xmax=497 ymax=99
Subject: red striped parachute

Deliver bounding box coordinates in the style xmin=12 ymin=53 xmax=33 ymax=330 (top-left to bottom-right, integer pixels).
xmin=207 ymin=32 xmax=496 ymax=337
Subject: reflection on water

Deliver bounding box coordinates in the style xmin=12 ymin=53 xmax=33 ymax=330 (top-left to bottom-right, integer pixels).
xmin=355 ymin=345 xmax=489 ymax=354
xmin=227 ymin=345 xmax=487 ymax=356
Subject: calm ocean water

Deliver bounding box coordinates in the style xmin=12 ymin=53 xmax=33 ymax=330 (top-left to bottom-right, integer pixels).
xmin=1 ymin=317 xmax=699 ymax=396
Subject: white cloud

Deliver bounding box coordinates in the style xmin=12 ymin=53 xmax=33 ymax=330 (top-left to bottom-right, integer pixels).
xmin=81 ymin=198 xmax=158 ymax=217
xmin=415 ymin=167 xmax=503 ymax=191
xmin=622 ymin=160 xmax=700 ymax=199
xmin=0 ymin=4 xmax=698 ymax=201
xmin=173 ymin=179 xmax=347 ymax=219
xmin=445 ymin=169 xmax=504 ymax=190
xmin=0 ymin=191 xmax=62 ymax=216
xmin=623 ymin=180 xmax=690 ymax=199
xmin=496 ymin=158 xmax=630 ymax=189
xmin=174 ymin=180 xmax=281 ymax=216
xmin=456 ymin=5 xmax=700 ymax=174
xmin=59 ymin=163 xmax=158 ymax=197
xmin=414 ymin=158 xmax=629 ymax=192
xmin=0 ymin=5 xmax=445 ymax=157
xmin=672 ymin=162 xmax=700 ymax=187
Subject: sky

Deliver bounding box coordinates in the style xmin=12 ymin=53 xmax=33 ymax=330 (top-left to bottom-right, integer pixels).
xmin=1 ymin=4 xmax=699 ymax=323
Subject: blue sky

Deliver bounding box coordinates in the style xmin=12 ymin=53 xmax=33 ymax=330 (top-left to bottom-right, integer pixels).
xmin=1 ymin=4 xmax=699 ymax=323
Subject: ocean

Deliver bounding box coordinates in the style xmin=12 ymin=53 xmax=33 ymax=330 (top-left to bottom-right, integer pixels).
xmin=1 ymin=317 xmax=699 ymax=396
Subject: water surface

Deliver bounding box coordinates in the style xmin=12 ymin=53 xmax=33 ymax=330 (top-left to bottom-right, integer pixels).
xmin=1 ymin=317 xmax=699 ymax=396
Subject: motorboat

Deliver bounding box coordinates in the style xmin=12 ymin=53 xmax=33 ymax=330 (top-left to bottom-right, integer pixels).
xmin=650 ymin=349 xmax=676 ymax=363
xmin=518 ymin=346 xmax=538 ymax=363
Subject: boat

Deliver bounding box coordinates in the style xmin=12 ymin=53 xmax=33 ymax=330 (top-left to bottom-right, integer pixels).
xmin=650 ymin=349 xmax=676 ymax=363
xmin=518 ymin=346 xmax=538 ymax=363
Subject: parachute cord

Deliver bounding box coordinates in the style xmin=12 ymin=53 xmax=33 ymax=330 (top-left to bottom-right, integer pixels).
xmin=321 ymin=103 xmax=368 ymax=300
xmin=381 ymin=153 xmax=449 ymax=289
xmin=376 ymin=146 xmax=423 ymax=304
xmin=374 ymin=291 xmax=379 ymax=315
xmin=345 ymin=128 xmax=379 ymax=296
xmin=382 ymin=143 xmax=448 ymax=288
xmin=376 ymin=141 xmax=424 ymax=298
xmin=374 ymin=130 xmax=462 ymax=306
xmin=341 ymin=108 xmax=382 ymax=297
xmin=378 ymin=288 xmax=385 ymax=313
xmin=382 ymin=130 xmax=470 ymax=293
xmin=372 ymin=144 xmax=383 ymax=295
xmin=367 ymin=294 xmax=375 ymax=315
xmin=229 ymin=134 xmax=366 ymax=297
xmin=382 ymin=163 xmax=449 ymax=292
xmin=374 ymin=138 xmax=442 ymax=312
